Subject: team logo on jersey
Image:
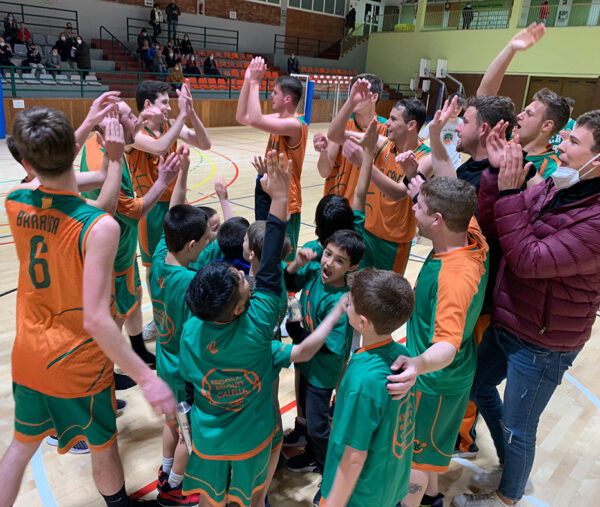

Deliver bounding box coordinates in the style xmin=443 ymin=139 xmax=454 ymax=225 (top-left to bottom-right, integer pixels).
xmin=41 ymin=197 xmax=53 ymax=209
xmin=393 ymin=391 xmax=415 ymax=459
xmin=207 ymin=341 xmax=218 ymax=354
xmin=443 ymin=133 xmax=454 ymax=145
xmin=151 ymin=299 xmax=175 ymax=344
xmin=201 ymin=368 xmax=261 ymax=412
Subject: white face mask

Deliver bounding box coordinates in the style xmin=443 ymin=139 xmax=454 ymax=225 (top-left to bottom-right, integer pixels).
xmin=552 ymin=152 xmax=600 ymax=190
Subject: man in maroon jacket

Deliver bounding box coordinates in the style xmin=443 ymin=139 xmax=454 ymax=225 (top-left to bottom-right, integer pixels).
xmin=454 ymin=112 xmax=600 ymax=507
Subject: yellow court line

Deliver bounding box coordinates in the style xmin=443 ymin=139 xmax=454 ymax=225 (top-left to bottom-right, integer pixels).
xmin=189 ymin=148 xmax=217 ymax=190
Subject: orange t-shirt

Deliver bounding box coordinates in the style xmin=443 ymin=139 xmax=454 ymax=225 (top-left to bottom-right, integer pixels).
xmin=265 ymin=115 xmax=308 ymax=215
xmin=323 ymin=114 xmax=388 ymax=204
xmin=126 ymin=120 xmax=178 ymax=201
xmin=366 ymin=138 xmax=431 ymax=244
xmin=5 ymin=185 xmax=113 ymax=397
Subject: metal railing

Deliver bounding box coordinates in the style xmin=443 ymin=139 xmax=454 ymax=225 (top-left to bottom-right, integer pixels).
xmin=126 ymin=17 xmax=239 ymax=52
xmin=518 ymin=2 xmax=600 ymax=27
xmin=0 ymin=66 xmax=278 ymax=100
xmin=423 ymin=5 xmax=511 ymax=30
xmin=0 ymin=1 xmax=78 ymax=38
xmin=273 ymin=34 xmax=341 ymax=60
xmin=99 ymin=25 xmax=141 ymax=73
xmin=386 ymin=82 xmax=413 ymax=98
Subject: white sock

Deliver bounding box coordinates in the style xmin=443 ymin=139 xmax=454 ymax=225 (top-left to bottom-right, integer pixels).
xmin=162 ymin=456 xmax=174 ymax=475
xmin=168 ymin=470 xmax=184 ymax=488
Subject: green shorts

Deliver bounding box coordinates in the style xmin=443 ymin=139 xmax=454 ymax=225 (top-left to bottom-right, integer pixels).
xmin=183 ymin=440 xmax=272 ymax=507
xmin=285 ymin=212 xmax=301 ymax=262
xmin=139 ymin=201 xmax=170 ymax=266
xmin=114 ymin=261 xmax=141 ymax=319
xmin=412 ymin=389 xmax=470 ymax=472
xmin=359 ymin=229 xmax=411 ymax=275
xmin=13 ymin=382 xmax=117 ymax=453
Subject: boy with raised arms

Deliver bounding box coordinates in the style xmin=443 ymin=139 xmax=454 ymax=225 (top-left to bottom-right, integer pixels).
xmin=0 ymin=107 xmax=175 ymax=507
xmin=319 ymin=268 xmax=416 ymax=507
xmin=236 ymin=56 xmax=308 ymax=260
xmin=179 ymin=151 xmax=347 ymax=507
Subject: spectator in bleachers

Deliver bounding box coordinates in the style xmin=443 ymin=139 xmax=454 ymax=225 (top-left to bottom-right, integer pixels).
xmin=140 ymin=39 xmax=155 ymax=70
xmin=45 ymin=46 xmax=61 ymax=77
xmin=4 ymin=14 xmax=18 ymax=47
xmin=22 ymin=44 xmax=44 ymax=76
xmin=0 ymin=37 xmax=15 ymax=74
xmin=167 ymin=62 xmax=184 ymax=90
xmin=172 ymin=33 xmax=181 ymax=52
xmin=539 ymin=0 xmax=550 ymax=23
xmin=180 ymin=34 xmax=193 ymax=55
xmin=16 ymin=22 xmax=31 ymax=47
xmin=203 ymin=53 xmax=220 ymax=77
xmin=183 ymin=54 xmax=200 ymax=76
xmin=137 ymin=28 xmax=152 ymax=54
xmin=152 ymin=47 xmax=169 ymax=81
xmin=462 ymin=3 xmax=474 ymax=29
xmin=165 ymin=47 xmax=180 ymax=69
xmin=150 ymin=3 xmax=164 ymax=42
xmin=345 ymin=5 xmax=356 ymax=35
xmin=55 ymin=33 xmax=70 ymax=62
xmin=74 ymin=34 xmax=90 ymax=80
xmin=166 ymin=1 xmax=181 ymax=41
xmin=63 ymin=21 xmax=73 ymax=39
xmin=287 ymin=52 xmax=299 ymax=74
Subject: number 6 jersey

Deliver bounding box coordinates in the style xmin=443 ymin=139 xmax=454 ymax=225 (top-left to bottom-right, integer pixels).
xmin=6 ymin=185 xmax=112 ymax=398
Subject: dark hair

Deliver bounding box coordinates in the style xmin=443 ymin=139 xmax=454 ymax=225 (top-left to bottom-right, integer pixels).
xmin=532 ymin=88 xmax=571 ymax=137
xmin=466 ymin=95 xmax=517 ymax=141
xmin=217 ymin=216 xmax=250 ymax=259
xmin=163 ymin=205 xmax=208 ymax=253
xmin=575 ymin=110 xmax=600 ymax=153
xmin=325 ymin=229 xmax=365 ymax=266
xmin=448 ymin=92 xmax=466 ymax=108
xmin=197 ymin=205 xmax=217 ymax=219
xmin=393 ymin=98 xmax=427 ymax=131
xmin=274 ymin=76 xmax=303 ymax=107
xmin=7 ymin=136 xmax=22 ymax=164
xmin=315 ymin=194 xmax=354 ymax=245
xmin=186 ymin=262 xmax=242 ymax=321
xmin=351 ymin=73 xmax=383 ymax=102
xmin=564 ymin=97 xmax=575 ymax=109
xmin=420 ymin=177 xmax=477 ymax=233
xmin=136 ymin=80 xmax=170 ymax=112
xmin=13 ymin=107 xmax=75 ymax=177
xmin=350 ymin=268 xmax=414 ymax=335
xmin=247 ymin=220 xmax=291 ymax=261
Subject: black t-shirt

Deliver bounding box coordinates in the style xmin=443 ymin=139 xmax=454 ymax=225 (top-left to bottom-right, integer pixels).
xmin=542 ymin=176 xmax=600 ymax=214
xmin=456 ymin=157 xmax=490 ymax=192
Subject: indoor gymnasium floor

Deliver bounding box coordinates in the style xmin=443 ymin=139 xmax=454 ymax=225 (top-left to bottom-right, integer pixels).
xmin=0 ymin=123 xmax=599 ymax=506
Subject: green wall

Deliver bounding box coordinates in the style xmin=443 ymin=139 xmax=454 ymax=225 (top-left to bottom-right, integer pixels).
xmin=366 ymin=26 xmax=600 ymax=84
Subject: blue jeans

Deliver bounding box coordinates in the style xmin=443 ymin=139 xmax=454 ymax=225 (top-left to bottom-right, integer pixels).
xmin=471 ymin=326 xmax=579 ymax=501
xmin=168 ymin=20 xmax=177 ymax=41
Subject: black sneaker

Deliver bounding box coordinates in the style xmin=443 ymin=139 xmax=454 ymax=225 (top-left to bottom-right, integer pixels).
xmin=286 ymin=452 xmax=318 ymax=473
xmin=157 ymin=466 xmax=169 ymax=493
xmin=452 ymin=442 xmax=479 ymax=459
xmin=45 ymin=435 xmax=89 ymax=454
xmin=117 ymin=399 xmax=127 ymax=415
xmin=420 ymin=492 xmax=444 ymax=507
xmin=157 ymin=483 xmax=199 ymax=506
xmin=283 ymin=418 xmax=307 ymax=448
xmin=115 ymin=372 xmax=137 ymax=390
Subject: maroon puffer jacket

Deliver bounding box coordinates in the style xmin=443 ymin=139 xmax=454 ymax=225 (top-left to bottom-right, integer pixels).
xmin=478 ymin=170 xmax=600 ymax=351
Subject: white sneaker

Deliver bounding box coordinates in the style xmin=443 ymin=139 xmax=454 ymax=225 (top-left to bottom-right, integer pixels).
xmin=143 ymin=321 xmax=157 ymax=341
xmin=453 ymin=491 xmax=519 ymax=507
xmin=470 ymin=468 xmax=533 ymax=495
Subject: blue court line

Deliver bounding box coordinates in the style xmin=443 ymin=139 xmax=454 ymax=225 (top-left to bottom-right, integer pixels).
xmin=523 ymin=496 xmax=552 ymax=507
xmin=30 ymin=445 xmax=59 ymax=507
xmin=564 ymin=373 xmax=600 ymax=410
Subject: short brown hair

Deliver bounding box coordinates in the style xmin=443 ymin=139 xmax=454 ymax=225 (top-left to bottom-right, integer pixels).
xmin=13 ymin=107 xmax=75 ymax=177
xmin=420 ymin=177 xmax=477 ymax=233
xmin=350 ymin=268 xmax=414 ymax=335
xmin=576 ymin=110 xmax=600 ymax=153
xmin=532 ymin=88 xmax=570 ymax=137
xmin=466 ymin=95 xmax=516 ymax=141
xmin=351 ymin=73 xmax=383 ymax=102
xmin=247 ymin=220 xmax=291 ymax=261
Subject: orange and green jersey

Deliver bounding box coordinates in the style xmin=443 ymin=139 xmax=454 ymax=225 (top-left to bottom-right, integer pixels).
xmin=265 ymin=115 xmax=308 ymax=215
xmin=5 ymin=185 xmax=112 ymax=397
xmin=407 ymin=218 xmax=488 ymax=396
xmin=324 ymin=114 xmax=388 ymax=204
xmin=321 ymin=339 xmax=416 ymax=507
xmin=126 ymin=120 xmax=178 ymax=201
xmin=525 ymin=145 xmax=561 ymax=179
xmin=80 ymin=136 xmax=143 ymax=273
xmin=366 ymin=138 xmax=430 ymax=244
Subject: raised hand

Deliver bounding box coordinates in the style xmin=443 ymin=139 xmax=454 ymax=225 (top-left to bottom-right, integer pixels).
xmin=295 ymin=247 xmax=317 ymax=268
xmin=261 ymin=149 xmax=291 ymax=200
xmin=157 ymin=152 xmax=181 ymax=186
xmin=429 ymin=96 xmax=459 ymax=138
xmin=101 ymin=117 xmax=125 ymax=162
xmin=176 ymin=81 xmax=193 ymax=117
xmin=247 ymin=56 xmax=267 ymax=83
xmin=176 ymin=143 xmax=190 ymax=172
xmin=86 ymin=91 xmax=121 ymax=127
xmin=140 ymin=105 xmax=164 ymax=125
xmin=395 ymin=151 xmax=419 ymax=179
xmin=498 ymin=140 xmax=532 ymax=191
xmin=509 ymin=22 xmax=545 ymax=52
xmin=342 ymin=139 xmax=363 ymax=167
xmin=407 ymin=174 xmax=425 ymax=199
xmin=251 ymin=155 xmax=268 ymax=176
xmin=486 ymin=119 xmax=510 ymax=169
xmin=214 ymin=177 xmax=228 ymax=200
xmin=347 ymin=119 xmax=378 ymax=153
xmin=349 ymin=78 xmax=373 ymax=107
xmin=313 ymin=133 xmax=329 ymax=153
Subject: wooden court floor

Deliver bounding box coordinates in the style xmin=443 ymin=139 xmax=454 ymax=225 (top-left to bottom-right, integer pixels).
xmin=0 ymin=123 xmax=599 ymax=506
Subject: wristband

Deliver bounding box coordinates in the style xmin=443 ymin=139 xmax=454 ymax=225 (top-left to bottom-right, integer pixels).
xmin=403 ymin=171 xmax=425 ymax=187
